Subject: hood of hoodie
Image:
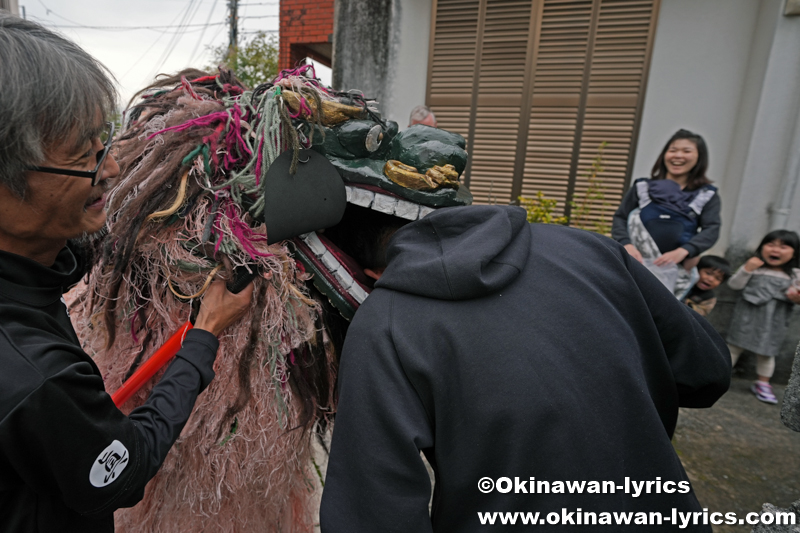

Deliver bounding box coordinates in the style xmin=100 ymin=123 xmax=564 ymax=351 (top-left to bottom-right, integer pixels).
xmin=375 ymin=205 xmax=531 ymax=300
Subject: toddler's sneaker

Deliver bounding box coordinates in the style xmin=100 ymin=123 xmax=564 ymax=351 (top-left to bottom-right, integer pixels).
xmin=751 ymin=381 xmax=777 ymax=404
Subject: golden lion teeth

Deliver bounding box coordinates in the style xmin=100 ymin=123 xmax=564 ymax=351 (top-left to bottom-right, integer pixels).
xmin=384 ymin=160 xmax=437 ymax=191
xmin=425 ymin=164 xmax=460 ymax=189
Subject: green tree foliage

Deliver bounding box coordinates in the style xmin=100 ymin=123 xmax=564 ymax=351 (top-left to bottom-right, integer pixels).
xmin=519 ymin=142 xmax=610 ymax=234
xmin=519 ymin=192 xmax=568 ymax=225
xmin=569 ymin=141 xmax=611 ymax=234
xmin=208 ymin=31 xmax=279 ymax=89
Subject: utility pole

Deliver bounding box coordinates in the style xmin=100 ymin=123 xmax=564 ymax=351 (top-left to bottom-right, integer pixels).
xmin=227 ymin=0 xmax=238 ymax=60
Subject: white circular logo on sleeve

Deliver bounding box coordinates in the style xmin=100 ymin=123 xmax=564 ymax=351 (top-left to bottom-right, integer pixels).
xmin=89 ymin=440 xmax=129 ymax=488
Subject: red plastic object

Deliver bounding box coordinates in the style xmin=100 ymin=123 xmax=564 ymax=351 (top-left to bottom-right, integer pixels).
xmin=111 ymin=321 xmax=194 ymax=407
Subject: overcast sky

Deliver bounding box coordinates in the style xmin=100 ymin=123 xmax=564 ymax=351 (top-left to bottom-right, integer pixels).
xmin=22 ymin=0 xmax=311 ymax=106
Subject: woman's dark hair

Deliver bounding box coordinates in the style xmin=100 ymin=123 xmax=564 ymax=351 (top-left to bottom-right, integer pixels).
xmin=756 ymin=229 xmax=800 ymax=275
xmin=697 ymin=255 xmax=732 ymax=279
xmin=651 ymin=129 xmax=711 ymax=191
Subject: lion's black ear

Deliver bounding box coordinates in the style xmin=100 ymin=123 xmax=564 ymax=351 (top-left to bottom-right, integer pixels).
xmin=262 ymin=148 xmax=347 ymax=244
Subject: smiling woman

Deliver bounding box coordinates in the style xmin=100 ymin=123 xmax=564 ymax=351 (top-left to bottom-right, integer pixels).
xmin=611 ymin=129 xmax=722 ymax=296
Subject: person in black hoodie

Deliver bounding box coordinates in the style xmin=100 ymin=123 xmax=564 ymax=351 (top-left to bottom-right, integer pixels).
xmin=320 ymin=205 xmax=731 ymax=532
xmin=0 ymin=15 xmax=253 ymax=532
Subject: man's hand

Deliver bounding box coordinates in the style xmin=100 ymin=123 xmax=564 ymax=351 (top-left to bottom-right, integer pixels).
xmin=744 ymin=256 xmax=765 ymax=273
xmin=653 ymin=247 xmax=690 ymax=266
xmin=624 ymin=244 xmax=644 ymax=263
xmin=194 ymin=278 xmax=254 ymax=337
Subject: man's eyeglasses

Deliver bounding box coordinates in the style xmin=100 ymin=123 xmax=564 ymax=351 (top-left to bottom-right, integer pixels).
xmin=29 ymin=122 xmax=115 ymax=186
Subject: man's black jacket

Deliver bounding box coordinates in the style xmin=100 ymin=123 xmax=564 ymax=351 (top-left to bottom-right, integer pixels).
xmin=0 ymin=246 xmax=219 ymax=532
xmin=321 ymin=205 xmax=731 ymax=532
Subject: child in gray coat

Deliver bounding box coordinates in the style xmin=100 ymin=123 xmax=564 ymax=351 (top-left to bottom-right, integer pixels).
xmin=727 ymin=230 xmax=800 ymax=403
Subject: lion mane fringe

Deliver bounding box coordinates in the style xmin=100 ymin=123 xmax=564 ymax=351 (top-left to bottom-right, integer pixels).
xmin=69 ymin=68 xmax=339 ymax=532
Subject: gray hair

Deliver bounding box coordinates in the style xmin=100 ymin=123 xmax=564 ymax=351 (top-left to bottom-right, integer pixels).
xmin=409 ymin=105 xmax=435 ymax=126
xmin=0 ymin=14 xmax=116 ymax=197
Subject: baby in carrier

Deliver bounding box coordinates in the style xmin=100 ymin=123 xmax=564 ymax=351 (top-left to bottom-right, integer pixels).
xmin=629 ymin=177 xmax=718 ymax=296
xmin=612 ymin=129 xmax=721 ymax=298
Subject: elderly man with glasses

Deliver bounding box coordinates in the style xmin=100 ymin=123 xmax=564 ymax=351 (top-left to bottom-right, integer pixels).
xmin=0 ymin=15 xmax=253 ymax=532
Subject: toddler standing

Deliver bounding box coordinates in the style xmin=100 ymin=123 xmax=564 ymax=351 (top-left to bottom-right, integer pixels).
xmin=727 ymin=230 xmax=800 ymax=403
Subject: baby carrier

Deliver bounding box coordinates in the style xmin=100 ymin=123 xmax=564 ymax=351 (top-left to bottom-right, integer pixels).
xmin=628 ymin=178 xmax=716 ymax=298
xmin=635 ymin=178 xmax=717 ymax=254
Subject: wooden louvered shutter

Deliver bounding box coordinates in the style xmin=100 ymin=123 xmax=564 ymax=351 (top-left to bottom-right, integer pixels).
xmin=467 ymin=0 xmax=534 ymax=204
xmin=568 ymin=0 xmax=659 ymax=228
xmin=519 ymin=0 xmax=593 ymax=209
xmin=425 ymin=0 xmax=481 ymax=140
xmin=427 ymin=0 xmax=659 ymax=227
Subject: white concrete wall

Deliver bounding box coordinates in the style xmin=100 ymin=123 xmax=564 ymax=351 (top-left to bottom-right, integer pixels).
xmin=332 ymin=0 xmax=431 ymax=129
xmin=631 ymin=0 xmax=765 ymax=253
xmin=779 ymin=106 xmax=800 ymax=234
xmin=0 ymin=0 xmax=19 ymax=15
xmin=383 ymin=0 xmax=432 ymax=129
xmin=717 ymin=0 xmax=782 ymax=254
xmin=732 ymin=4 xmax=800 ymax=249
xmin=633 ymin=0 xmax=800 ymax=255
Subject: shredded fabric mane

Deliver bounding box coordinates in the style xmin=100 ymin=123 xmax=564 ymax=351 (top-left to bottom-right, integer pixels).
xmin=69 ymin=67 xmax=345 ymax=532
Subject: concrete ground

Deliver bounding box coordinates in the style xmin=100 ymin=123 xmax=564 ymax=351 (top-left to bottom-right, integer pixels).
xmin=673 ymin=377 xmax=800 ymax=532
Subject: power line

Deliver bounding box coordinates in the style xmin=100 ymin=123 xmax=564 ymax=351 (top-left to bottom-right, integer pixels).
xmin=37 ymin=0 xmax=81 ymax=25
xmin=208 ymin=21 xmax=228 ymax=40
xmin=33 ymin=16 xmax=274 ymax=32
xmin=188 ymin=0 xmax=220 ymax=65
xmin=204 ymin=22 xmax=228 ymax=68
xmin=39 ymin=17 xmax=273 ymax=30
xmin=120 ymin=1 xmax=193 ymax=82
xmin=40 ymin=21 xmax=226 ymax=32
xmin=35 ymin=0 xmax=274 ymax=28
xmin=145 ymin=0 xmax=203 ymax=83
xmin=240 ymin=0 xmax=248 ymax=38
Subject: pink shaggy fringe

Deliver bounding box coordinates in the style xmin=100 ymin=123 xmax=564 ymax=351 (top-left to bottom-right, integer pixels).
xmin=69 ymin=190 xmax=329 ymax=531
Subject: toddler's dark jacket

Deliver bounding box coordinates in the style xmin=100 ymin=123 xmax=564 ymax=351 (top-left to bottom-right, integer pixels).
xmin=321 ymin=205 xmax=731 ymax=532
xmin=684 ymin=286 xmax=717 ymax=317
xmin=0 ymin=246 xmax=218 ymax=532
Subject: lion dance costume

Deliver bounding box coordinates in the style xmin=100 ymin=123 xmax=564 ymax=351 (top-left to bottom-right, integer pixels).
xmin=69 ymin=65 xmax=470 ymax=532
